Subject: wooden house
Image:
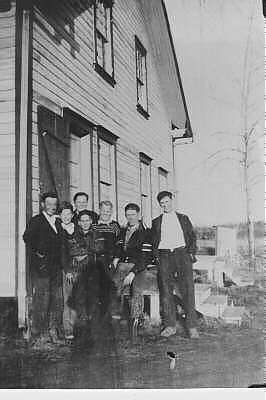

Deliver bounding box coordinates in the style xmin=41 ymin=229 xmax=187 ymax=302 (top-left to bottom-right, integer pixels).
xmin=0 ymin=0 xmax=192 ymax=331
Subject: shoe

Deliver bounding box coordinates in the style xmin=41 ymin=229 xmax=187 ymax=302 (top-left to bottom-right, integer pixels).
xmin=188 ymin=327 xmax=199 ymax=339
xmin=30 ymin=335 xmax=53 ymax=351
xmin=65 ymin=334 xmax=75 ymax=340
xmin=160 ymin=326 xmax=177 ymax=337
xmin=48 ymin=328 xmax=66 ymax=345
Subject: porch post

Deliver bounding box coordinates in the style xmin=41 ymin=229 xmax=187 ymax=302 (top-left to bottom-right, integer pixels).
xmin=17 ymin=3 xmax=32 ymax=328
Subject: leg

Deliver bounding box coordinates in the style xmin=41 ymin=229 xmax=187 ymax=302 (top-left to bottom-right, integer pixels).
xmin=62 ymin=271 xmax=77 ymax=338
xmin=48 ymin=270 xmax=64 ymax=341
xmin=31 ymin=274 xmax=50 ymax=339
xmin=157 ymin=252 xmax=177 ymax=330
xmin=174 ymin=252 xmax=198 ymax=337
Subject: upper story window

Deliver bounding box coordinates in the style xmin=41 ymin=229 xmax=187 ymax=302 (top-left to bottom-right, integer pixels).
xmin=135 ymin=36 xmax=149 ymax=119
xmin=94 ymin=0 xmax=115 ymax=86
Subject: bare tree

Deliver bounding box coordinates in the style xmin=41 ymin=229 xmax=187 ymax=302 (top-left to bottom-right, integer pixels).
xmin=196 ymin=0 xmax=263 ymax=271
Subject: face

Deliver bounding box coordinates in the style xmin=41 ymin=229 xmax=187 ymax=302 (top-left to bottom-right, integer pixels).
xmin=125 ymin=209 xmax=139 ymax=226
xmin=42 ymin=197 xmax=58 ymax=216
xmin=75 ymin=195 xmax=88 ymax=212
xmin=99 ymin=205 xmax=113 ymax=222
xmin=60 ymin=208 xmax=73 ymax=225
xmin=78 ymin=214 xmax=92 ymax=232
xmin=159 ymin=196 xmax=173 ymax=213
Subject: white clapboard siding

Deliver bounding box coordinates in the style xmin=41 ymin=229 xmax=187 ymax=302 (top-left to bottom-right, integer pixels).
xmin=0 ymin=1 xmax=16 ymax=296
xmin=31 ymin=0 xmax=175 ymax=224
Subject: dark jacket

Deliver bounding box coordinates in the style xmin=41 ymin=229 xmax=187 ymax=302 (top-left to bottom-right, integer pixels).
xmin=72 ymin=210 xmax=99 ymax=226
xmin=119 ymin=222 xmax=153 ymax=274
xmin=93 ymin=220 xmax=121 ymax=261
xmin=151 ymin=212 xmax=197 ymax=262
xmin=59 ymin=225 xmax=105 ymax=274
xmin=23 ymin=213 xmax=62 ymax=276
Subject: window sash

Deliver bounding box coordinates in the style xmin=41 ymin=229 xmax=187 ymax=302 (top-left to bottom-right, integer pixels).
xmin=135 ymin=39 xmax=148 ymax=111
xmin=98 ymin=135 xmax=117 ymax=214
xmin=140 ymin=159 xmax=152 ymax=226
xmin=158 ymin=168 xmax=168 ymax=191
xmin=94 ymin=2 xmax=113 ymax=77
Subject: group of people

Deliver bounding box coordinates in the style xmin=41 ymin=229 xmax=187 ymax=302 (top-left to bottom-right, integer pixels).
xmin=23 ymin=190 xmax=199 ymax=349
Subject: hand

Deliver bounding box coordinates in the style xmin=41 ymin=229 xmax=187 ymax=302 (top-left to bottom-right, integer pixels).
xmin=190 ymin=254 xmax=197 ymax=263
xmin=66 ymin=273 xmax=74 ymax=285
xmin=123 ymin=272 xmax=135 ymax=286
xmin=36 ymin=251 xmax=45 ymax=258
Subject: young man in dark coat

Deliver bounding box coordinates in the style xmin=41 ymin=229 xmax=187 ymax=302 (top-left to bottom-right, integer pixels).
xmin=72 ymin=192 xmax=98 ymax=225
xmin=110 ymin=203 xmax=152 ymax=323
xmin=92 ymin=200 xmax=121 ymax=318
xmin=151 ymin=191 xmax=199 ymax=339
xmin=23 ymin=192 xmax=64 ymax=346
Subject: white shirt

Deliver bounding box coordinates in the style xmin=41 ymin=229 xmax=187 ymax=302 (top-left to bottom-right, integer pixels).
xmin=42 ymin=211 xmax=58 ymax=234
xmin=158 ymin=211 xmax=185 ymax=251
xmin=62 ymin=222 xmax=75 ymax=235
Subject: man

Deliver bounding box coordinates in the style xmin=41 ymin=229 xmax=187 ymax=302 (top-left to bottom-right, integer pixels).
xmin=57 ymin=201 xmax=77 ymax=340
xmin=23 ymin=192 xmax=64 ymax=347
xmin=66 ymin=210 xmax=104 ymax=344
xmin=151 ymin=191 xmax=199 ymax=339
xmin=93 ymin=201 xmax=121 ymax=317
xmin=110 ymin=203 xmax=152 ymax=327
xmin=72 ymin=192 xmax=98 ymax=225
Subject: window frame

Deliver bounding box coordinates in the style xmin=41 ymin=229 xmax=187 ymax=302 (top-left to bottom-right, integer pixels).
xmin=93 ymin=1 xmax=116 ymax=87
xmin=139 ymin=152 xmax=152 ymax=226
xmin=158 ymin=167 xmax=168 ymax=191
xmin=135 ymin=35 xmax=149 ymax=119
xmin=97 ymin=126 xmax=118 ymax=218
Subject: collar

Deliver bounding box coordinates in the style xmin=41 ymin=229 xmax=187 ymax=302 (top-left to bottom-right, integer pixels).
xmin=42 ymin=211 xmax=57 ymax=222
xmin=98 ymin=219 xmax=112 ymax=226
xmin=42 ymin=211 xmax=58 ymax=233
xmin=162 ymin=210 xmax=176 ymax=217
xmin=62 ymin=222 xmax=75 ymax=235
xmin=127 ymin=222 xmax=140 ymax=231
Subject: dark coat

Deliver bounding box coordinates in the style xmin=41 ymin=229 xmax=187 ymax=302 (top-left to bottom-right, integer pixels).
xmin=59 ymin=225 xmax=105 ymax=274
xmin=151 ymin=212 xmax=197 ymax=262
xmin=119 ymin=223 xmax=152 ymax=274
xmin=23 ymin=213 xmax=62 ymax=276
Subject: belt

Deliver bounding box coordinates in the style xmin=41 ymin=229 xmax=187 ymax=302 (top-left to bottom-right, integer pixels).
xmin=159 ymin=246 xmax=186 ymax=253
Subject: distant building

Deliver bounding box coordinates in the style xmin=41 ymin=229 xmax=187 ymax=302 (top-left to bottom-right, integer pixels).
xmin=197 ymin=295 xmax=228 ymax=319
xmin=194 ymin=283 xmax=211 ymax=308
xmin=222 ymin=303 xmax=251 ymax=327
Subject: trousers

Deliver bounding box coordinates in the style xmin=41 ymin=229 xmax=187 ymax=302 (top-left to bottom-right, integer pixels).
xmin=157 ymin=248 xmax=196 ymax=329
xmin=30 ymin=269 xmax=63 ymax=337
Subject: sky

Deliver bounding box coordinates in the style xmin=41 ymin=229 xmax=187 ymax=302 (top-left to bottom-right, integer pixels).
xmin=165 ymin=0 xmax=264 ymax=226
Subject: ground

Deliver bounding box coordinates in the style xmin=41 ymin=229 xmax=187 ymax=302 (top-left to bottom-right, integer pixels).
xmin=0 ymin=315 xmax=263 ymax=388
xmin=0 ymin=256 xmax=264 ymax=389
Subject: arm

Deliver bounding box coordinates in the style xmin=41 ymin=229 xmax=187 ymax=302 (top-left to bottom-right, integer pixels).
xmin=60 ymin=234 xmax=72 ymax=274
xmin=184 ymin=216 xmax=197 ymax=261
xmin=150 ymin=220 xmax=160 ymax=263
xmin=129 ymin=228 xmax=153 ymax=274
xmin=23 ymin=216 xmax=41 ymax=254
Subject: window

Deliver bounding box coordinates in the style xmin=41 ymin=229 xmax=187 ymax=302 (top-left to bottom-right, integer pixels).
xmin=69 ymin=134 xmax=92 ymax=203
xmin=135 ymin=36 xmax=149 ymax=119
xmin=94 ymin=0 xmax=115 ymax=86
xmin=158 ymin=167 xmax=168 ymax=191
xmin=140 ymin=153 xmax=152 ymax=226
xmin=98 ymin=128 xmax=117 ymax=215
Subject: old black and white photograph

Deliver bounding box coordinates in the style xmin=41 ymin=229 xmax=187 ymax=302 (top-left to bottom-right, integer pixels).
xmin=0 ymin=0 xmax=264 ymax=391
